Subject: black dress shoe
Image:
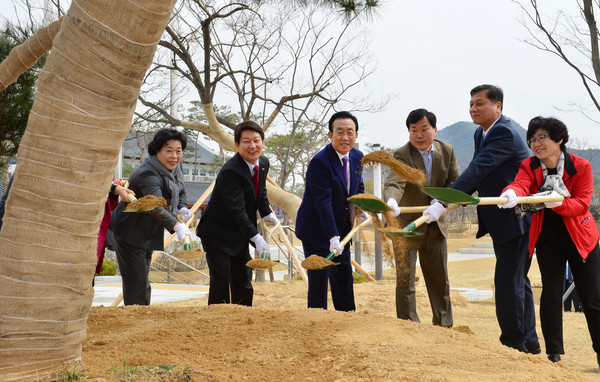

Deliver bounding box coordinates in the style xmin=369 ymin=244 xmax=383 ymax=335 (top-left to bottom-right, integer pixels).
xmin=548 ymin=354 xmax=561 ymax=363
xmin=526 ymin=343 xmax=541 ymax=355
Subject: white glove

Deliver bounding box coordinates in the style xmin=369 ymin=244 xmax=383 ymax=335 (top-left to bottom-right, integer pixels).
xmin=329 ymin=236 xmax=345 ymax=255
xmin=250 ymin=233 xmax=270 ymax=255
xmin=174 ymin=223 xmax=192 ymax=242
xmin=423 ymin=200 xmax=446 ymax=224
xmin=545 ymin=190 xmax=563 ymax=209
xmin=263 ymin=212 xmax=278 ymax=226
xmin=179 ymin=207 xmax=194 ymax=223
xmin=386 ymin=198 xmax=402 ymax=218
xmin=498 ymin=189 xmax=518 ymax=209
xmin=360 ymin=211 xmax=370 ymax=222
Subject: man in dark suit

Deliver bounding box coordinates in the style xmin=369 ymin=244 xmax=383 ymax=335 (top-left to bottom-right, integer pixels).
xmin=295 ymin=111 xmax=365 ymax=311
xmin=383 ymin=108 xmax=459 ymax=327
xmin=428 ymin=85 xmax=540 ymax=353
xmin=197 ymin=121 xmax=276 ymax=306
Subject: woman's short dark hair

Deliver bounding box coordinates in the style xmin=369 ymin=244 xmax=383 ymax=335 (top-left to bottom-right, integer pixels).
xmin=526 ymin=116 xmax=569 ymax=151
xmin=328 ymin=111 xmax=359 ymax=132
xmin=234 ymin=121 xmax=264 ymax=143
xmin=148 ymin=128 xmax=188 ymax=156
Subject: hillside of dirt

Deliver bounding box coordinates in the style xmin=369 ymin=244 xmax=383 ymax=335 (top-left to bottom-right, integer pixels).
xmin=81 ymin=257 xmax=600 ymax=381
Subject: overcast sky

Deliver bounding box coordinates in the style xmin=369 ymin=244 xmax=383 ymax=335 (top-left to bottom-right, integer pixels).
xmin=353 ymin=0 xmax=598 ymax=150
xmin=1 ymin=0 xmax=597 ymax=151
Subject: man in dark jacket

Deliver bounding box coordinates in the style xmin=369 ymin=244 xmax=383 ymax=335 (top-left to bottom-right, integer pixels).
xmin=197 ymin=121 xmax=276 ymax=306
xmin=295 ymin=111 xmax=365 ymax=312
xmin=428 ymin=85 xmax=540 ymax=353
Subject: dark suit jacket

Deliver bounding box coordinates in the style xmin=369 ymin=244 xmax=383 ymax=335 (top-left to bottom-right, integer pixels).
xmin=197 ymin=153 xmax=271 ymax=257
xmin=450 ymin=115 xmax=531 ymax=243
xmin=111 ymin=158 xmax=187 ymax=250
xmin=295 ymin=143 xmax=365 ymax=251
xmin=383 ymin=139 xmax=459 ymax=238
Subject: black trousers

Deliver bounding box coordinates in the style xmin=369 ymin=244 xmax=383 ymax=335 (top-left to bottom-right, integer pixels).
xmin=114 ymin=236 xmax=152 ymax=306
xmin=492 ymin=233 xmax=538 ymax=352
xmin=205 ymin=244 xmax=253 ymax=306
xmin=304 ymin=244 xmax=355 ymax=312
xmin=537 ymin=242 xmax=600 ymax=354
xmin=395 ymin=223 xmax=452 ymax=327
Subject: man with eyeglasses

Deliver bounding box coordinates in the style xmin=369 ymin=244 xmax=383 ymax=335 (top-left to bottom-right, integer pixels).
xmin=427 ymin=84 xmax=540 ymax=354
xmin=296 ymin=111 xmax=365 ymax=311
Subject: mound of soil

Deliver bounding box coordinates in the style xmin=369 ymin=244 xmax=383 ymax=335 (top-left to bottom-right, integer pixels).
xmin=82 ymin=277 xmax=600 ymax=381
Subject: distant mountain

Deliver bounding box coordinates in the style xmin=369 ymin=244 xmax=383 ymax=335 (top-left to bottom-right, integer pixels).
xmin=437 ymin=117 xmax=526 ymax=172
xmin=436 ymin=118 xmax=600 ymax=176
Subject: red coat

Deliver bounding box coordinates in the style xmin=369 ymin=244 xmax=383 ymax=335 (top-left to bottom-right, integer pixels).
xmin=96 ymin=197 xmax=119 ymax=274
xmin=504 ymin=152 xmax=598 ymax=260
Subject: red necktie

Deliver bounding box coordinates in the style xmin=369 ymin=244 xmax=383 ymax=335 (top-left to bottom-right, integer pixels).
xmin=253 ymin=165 xmax=259 ymax=197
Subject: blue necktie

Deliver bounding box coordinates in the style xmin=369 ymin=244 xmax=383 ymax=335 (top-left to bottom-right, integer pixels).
xmin=342 ymin=156 xmax=349 ymax=188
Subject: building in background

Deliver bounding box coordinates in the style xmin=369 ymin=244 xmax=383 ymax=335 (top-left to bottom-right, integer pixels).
xmin=122 ymin=130 xmax=220 ymax=182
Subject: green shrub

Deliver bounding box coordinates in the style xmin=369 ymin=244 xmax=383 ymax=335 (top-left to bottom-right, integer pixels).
xmin=99 ymin=260 xmax=117 ymax=276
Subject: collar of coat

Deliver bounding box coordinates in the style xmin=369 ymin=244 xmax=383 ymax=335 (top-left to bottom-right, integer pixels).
xmin=528 ymin=149 xmax=577 ymax=178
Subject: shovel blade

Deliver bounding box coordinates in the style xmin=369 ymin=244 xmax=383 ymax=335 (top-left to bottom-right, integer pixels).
xmin=421 ymin=187 xmax=478 ymax=205
xmin=348 ymin=194 xmax=391 ymax=213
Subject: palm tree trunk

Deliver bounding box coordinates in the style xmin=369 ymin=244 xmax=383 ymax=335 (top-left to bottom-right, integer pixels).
xmin=0 ymin=1 xmax=176 ymax=380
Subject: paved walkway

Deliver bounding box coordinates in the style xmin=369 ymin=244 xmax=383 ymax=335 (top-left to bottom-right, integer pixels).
xmin=94 ymin=244 xmax=496 ymax=306
xmin=93 ymin=277 xmax=209 ymax=306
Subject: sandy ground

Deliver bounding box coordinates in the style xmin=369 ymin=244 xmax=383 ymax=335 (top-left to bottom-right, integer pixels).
xmin=80 ymin=245 xmax=600 ymax=382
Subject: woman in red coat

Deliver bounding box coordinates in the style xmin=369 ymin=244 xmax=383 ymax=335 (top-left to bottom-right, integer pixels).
xmin=498 ymin=116 xmax=600 ymax=367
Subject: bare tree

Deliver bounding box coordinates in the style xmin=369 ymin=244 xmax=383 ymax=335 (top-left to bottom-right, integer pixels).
xmin=514 ymin=0 xmax=600 ymax=121
xmin=136 ymin=1 xmax=385 ymax=219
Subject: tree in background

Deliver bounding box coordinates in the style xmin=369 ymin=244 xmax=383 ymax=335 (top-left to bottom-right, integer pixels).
xmin=137 ymin=1 xmax=384 ymax=219
xmin=0 ymin=1 xmax=381 ymax=377
xmin=514 ymin=0 xmax=600 ymax=121
xmin=0 ymin=22 xmax=45 ymax=173
xmin=265 ymin=122 xmax=329 ymax=196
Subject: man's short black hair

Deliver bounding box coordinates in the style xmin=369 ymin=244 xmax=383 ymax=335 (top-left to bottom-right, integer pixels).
xmin=328 ymin=111 xmax=359 ymax=132
xmin=234 ymin=120 xmax=264 ymax=144
xmin=406 ymin=108 xmax=437 ymax=129
xmin=148 ymin=128 xmax=187 ymax=156
xmin=471 ymin=84 xmax=504 ymax=109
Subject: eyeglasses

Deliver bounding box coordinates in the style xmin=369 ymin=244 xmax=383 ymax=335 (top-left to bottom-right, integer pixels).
xmin=528 ymin=134 xmax=549 ymax=146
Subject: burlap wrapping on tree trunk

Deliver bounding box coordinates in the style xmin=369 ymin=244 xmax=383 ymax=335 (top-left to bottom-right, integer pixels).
xmin=0 ymin=18 xmax=61 ymax=92
xmin=0 ymin=0 xmax=176 ymax=380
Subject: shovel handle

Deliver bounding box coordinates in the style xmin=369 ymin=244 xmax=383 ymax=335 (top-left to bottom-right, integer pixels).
xmin=261 ymin=251 xmax=268 ymax=260
xmin=478 ymin=195 xmax=565 ymax=205
xmin=403 ymin=214 xmax=430 ymax=231
xmin=183 ymin=235 xmax=191 ymax=251
xmin=326 ymin=216 xmax=373 ymax=260
xmin=119 ymin=180 xmax=137 ymax=202
xmin=402 ymin=204 xmax=460 ymax=231
xmin=399 ymin=206 xmax=428 ymax=213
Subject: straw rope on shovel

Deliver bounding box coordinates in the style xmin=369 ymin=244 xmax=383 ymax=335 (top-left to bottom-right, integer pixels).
xmin=361 ymin=150 xmax=427 ymax=185
xmin=246 ymin=222 xmax=281 ymax=270
xmin=301 ymin=216 xmax=374 ymax=273
xmin=170 ymin=215 xmax=205 ymax=260
xmin=120 ymin=181 xmax=169 ymax=213
xmin=110 ymin=180 xmax=215 ymax=307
